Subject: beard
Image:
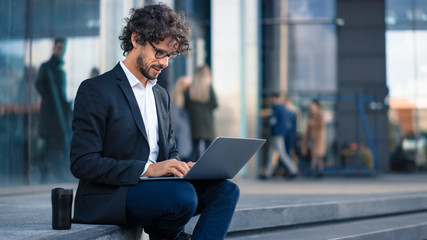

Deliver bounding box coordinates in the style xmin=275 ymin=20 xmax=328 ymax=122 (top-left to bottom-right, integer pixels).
xmin=137 ymin=54 xmax=163 ymax=80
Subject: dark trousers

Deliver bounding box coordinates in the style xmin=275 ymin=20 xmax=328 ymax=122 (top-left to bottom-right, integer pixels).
xmin=126 ymin=179 xmax=240 ymax=240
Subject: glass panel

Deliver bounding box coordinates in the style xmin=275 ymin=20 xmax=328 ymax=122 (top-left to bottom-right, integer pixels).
xmin=288 ymin=24 xmax=336 ymax=92
xmin=261 ymin=0 xmax=282 ymax=95
xmin=261 ymin=0 xmax=336 ymax=94
xmin=0 ymin=0 xmax=29 ymax=185
xmin=32 ymin=0 xmax=99 ymax=38
xmin=0 ymin=39 xmax=28 ymax=185
xmin=287 ymin=0 xmax=336 ymax=93
xmin=288 ymin=0 xmax=335 ymax=19
xmin=261 ymin=24 xmax=282 ymax=93
xmin=0 ymin=0 xmax=100 ymax=186
xmin=386 ymin=0 xmax=427 ymax=29
xmin=386 ymin=0 xmax=427 ymax=171
xmin=0 ymin=0 xmax=27 ymax=39
xmin=261 ymin=0 xmax=337 ymax=175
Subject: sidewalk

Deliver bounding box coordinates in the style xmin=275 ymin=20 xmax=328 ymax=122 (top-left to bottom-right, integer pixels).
xmin=1 ymin=174 xmax=427 ymax=240
xmin=236 ymin=173 xmax=427 ymax=195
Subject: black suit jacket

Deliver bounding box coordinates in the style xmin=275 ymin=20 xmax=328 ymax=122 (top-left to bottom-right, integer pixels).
xmin=70 ymin=63 xmax=179 ymax=225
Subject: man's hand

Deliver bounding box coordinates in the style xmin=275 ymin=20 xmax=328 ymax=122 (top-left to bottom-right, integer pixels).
xmin=142 ymin=159 xmax=194 ymax=177
xmin=187 ymin=161 xmax=195 ymax=168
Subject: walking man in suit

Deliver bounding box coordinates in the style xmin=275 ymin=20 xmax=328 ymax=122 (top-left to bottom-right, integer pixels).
xmin=36 ymin=38 xmax=72 ymax=182
xmin=263 ymin=93 xmax=299 ymax=179
xmin=70 ymin=3 xmax=239 ymax=240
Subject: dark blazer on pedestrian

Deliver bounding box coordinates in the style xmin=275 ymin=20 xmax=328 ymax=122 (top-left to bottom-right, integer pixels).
xmin=70 ymin=63 xmax=179 ymax=225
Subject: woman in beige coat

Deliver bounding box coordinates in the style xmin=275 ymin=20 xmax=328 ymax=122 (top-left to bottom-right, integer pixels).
xmin=302 ymin=99 xmax=326 ymax=177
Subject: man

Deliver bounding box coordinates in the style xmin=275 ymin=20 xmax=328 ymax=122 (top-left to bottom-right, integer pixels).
xmin=280 ymin=97 xmax=298 ymax=172
xmin=283 ymin=97 xmax=298 ymax=157
xmin=70 ymin=4 xmax=239 ymax=240
xmin=35 ymin=38 xmax=71 ymax=182
xmin=263 ymin=93 xmax=298 ymax=179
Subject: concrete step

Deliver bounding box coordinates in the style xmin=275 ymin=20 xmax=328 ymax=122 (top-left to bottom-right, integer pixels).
xmin=225 ymin=211 xmax=427 ymax=240
xmin=2 ymin=179 xmax=427 ymax=240
xmin=0 ymin=190 xmax=142 ymax=240
xmin=186 ymin=192 xmax=427 ymax=234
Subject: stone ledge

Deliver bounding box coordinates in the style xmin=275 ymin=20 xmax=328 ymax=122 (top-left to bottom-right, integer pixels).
xmin=226 ymin=211 xmax=427 ymax=240
xmin=186 ymin=193 xmax=427 ymax=233
xmin=21 ymin=225 xmax=142 ymax=240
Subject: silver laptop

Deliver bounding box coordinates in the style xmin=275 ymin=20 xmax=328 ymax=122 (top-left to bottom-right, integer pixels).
xmin=142 ymin=137 xmax=266 ymax=180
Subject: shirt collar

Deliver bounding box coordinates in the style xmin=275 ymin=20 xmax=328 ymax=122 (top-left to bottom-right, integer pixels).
xmin=119 ymin=61 xmax=157 ymax=88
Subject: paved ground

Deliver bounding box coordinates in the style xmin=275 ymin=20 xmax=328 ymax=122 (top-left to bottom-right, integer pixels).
xmin=1 ymin=174 xmax=427 ymax=240
xmin=235 ymin=174 xmax=427 ymax=195
xmin=3 ymin=173 xmax=426 ymax=197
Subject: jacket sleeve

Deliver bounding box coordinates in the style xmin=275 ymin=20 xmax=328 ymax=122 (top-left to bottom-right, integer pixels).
xmin=160 ymin=87 xmax=180 ymax=161
xmin=70 ymin=80 xmax=145 ymax=186
xmin=167 ymin=110 xmax=180 ymax=161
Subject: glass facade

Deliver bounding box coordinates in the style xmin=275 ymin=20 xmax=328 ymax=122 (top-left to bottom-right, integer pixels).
xmin=2 ymin=0 xmax=423 ymax=186
xmin=0 ymin=0 xmax=207 ymax=186
xmin=386 ymin=0 xmax=427 ymax=170
xmin=386 ymin=0 xmax=427 ymax=109
xmin=261 ymin=0 xmax=336 ymax=95
xmin=287 ymin=0 xmax=336 ymax=93
xmin=260 ymin=0 xmax=337 ymax=171
xmin=0 ymin=0 xmax=100 ymax=185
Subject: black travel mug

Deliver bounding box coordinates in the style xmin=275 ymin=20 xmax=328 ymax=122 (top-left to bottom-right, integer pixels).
xmin=51 ymin=188 xmax=73 ymax=230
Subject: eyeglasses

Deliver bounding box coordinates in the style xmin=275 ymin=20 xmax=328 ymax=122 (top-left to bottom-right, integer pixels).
xmin=148 ymin=42 xmax=178 ymax=60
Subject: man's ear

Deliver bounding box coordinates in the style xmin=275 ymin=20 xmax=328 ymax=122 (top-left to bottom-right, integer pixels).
xmin=131 ymin=33 xmax=139 ymax=49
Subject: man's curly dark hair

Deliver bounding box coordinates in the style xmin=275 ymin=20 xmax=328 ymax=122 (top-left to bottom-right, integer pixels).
xmin=119 ymin=3 xmax=190 ymax=56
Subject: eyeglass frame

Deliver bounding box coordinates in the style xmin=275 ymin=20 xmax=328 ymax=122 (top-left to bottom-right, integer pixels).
xmin=148 ymin=41 xmax=178 ymax=60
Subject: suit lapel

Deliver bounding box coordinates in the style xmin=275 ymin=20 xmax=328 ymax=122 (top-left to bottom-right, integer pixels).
xmin=114 ymin=64 xmax=149 ymax=141
xmin=153 ymin=85 xmax=167 ymax=157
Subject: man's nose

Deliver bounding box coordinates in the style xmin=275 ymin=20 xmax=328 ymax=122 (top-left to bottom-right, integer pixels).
xmin=159 ymin=57 xmax=169 ymax=68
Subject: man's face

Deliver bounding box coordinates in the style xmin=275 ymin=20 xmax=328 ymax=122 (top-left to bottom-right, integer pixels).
xmin=53 ymin=42 xmax=65 ymax=59
xmin=271 ymin=96 xmax=280 ymax=105
xmin=136 ymin=39 xmax=173 ymax=80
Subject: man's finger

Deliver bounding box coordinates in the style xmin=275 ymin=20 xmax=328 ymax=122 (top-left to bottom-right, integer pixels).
xmin=174 ymin=162 xmax=189 ymax=176
xmin=187 ymin=162 xmax=195 ymax=168
xmin=171 ymin=166 xmax=186 ymax=177
xmin=181 ymin=161 xmax=190 ymax=171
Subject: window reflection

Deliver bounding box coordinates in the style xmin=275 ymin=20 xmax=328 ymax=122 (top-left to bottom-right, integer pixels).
xmin=0 ymin=0 xmax=99 ymax=185
xmin=386 ymin=0 xmax=427 ymax=171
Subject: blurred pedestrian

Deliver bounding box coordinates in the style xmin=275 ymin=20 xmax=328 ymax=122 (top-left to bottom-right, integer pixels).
xmin=35 ymin=38 xmax=71 ymax=182
xmin=283 ymin=97 xmax=298 ymax=159
xmin=263 ymin=93 xmax=298 ymax=179
xmin=184 ymin=65 xmax=218 ymax=161
xmin=302 ymin=99 xmax=326 ymax=177
xmin=171 ymin=76 xmax=193 ymax=162
xmin=274 ymin=97 xmax=298 ymax=177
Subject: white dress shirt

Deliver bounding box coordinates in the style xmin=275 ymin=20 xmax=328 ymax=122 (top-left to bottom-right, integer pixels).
xmin=120 ymin=61 xmax=159 ymax=176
